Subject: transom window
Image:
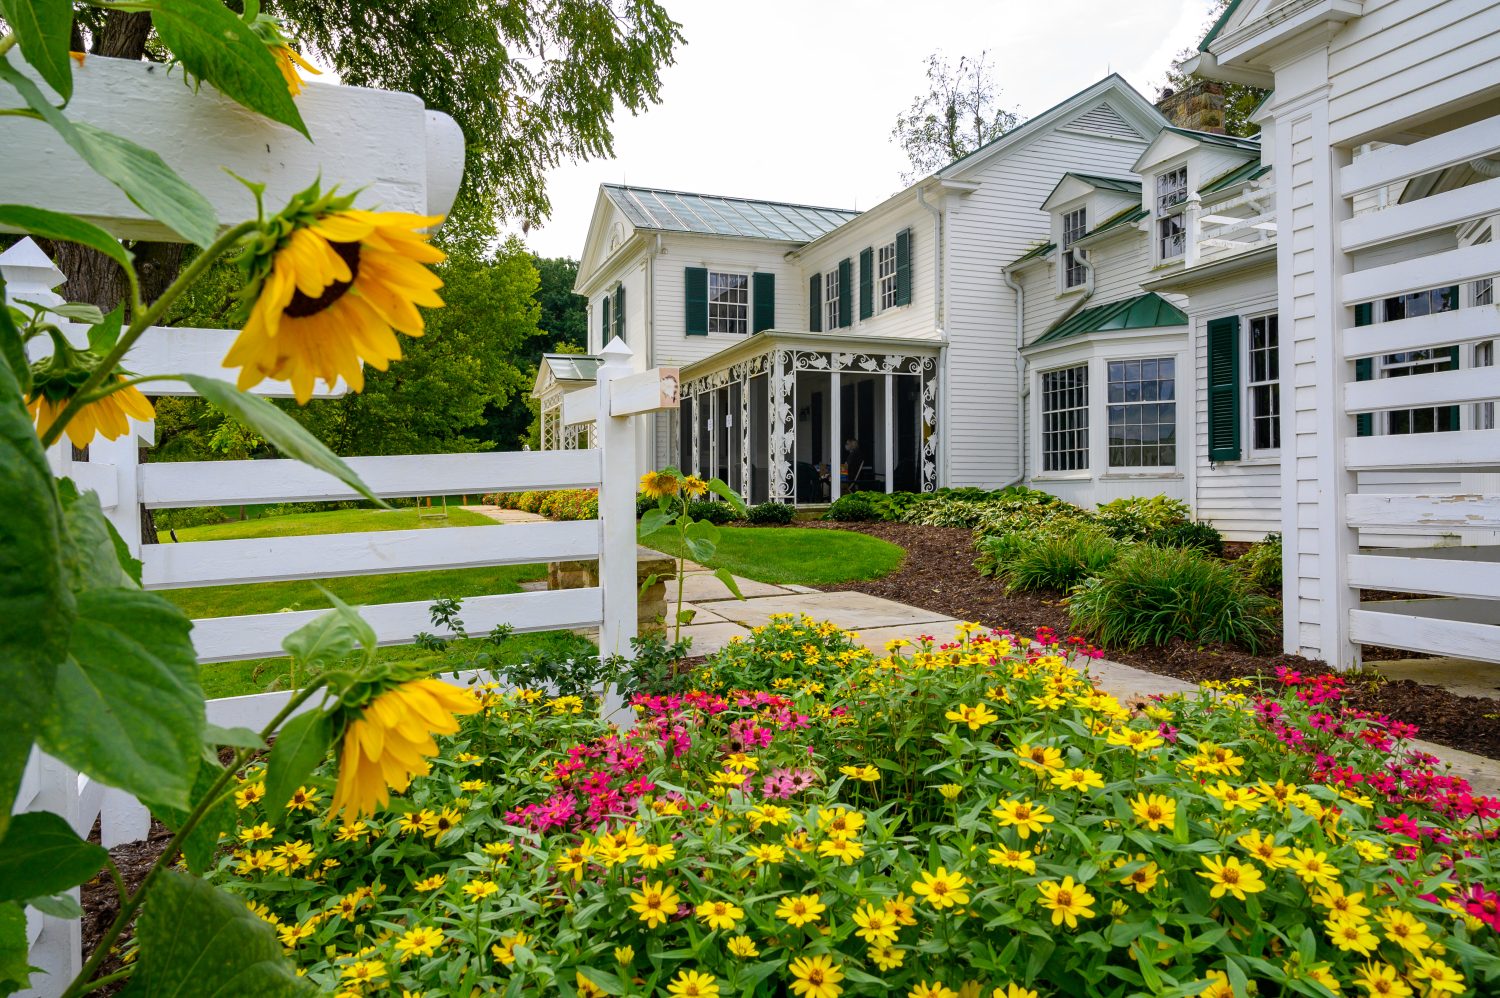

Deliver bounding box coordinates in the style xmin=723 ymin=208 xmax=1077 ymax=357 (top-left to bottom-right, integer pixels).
xmin=1041 ymin=365 xmax=1089 ymax=472
xmin=824 ymin=267 xmax=840 ymax=330
xmin=1155 ymin=166 xmax=1188 ymax=260
xmin=1107 ymin=357 xmax=1176 ymax=468
xmin=1061 ymin=207 xmax=1088 ymax=289
xmin=878 ymin=242 xmax=898 ymax=310
xmin=1247 ymin=314 xmax=1280 ymax=452
xmin=708 ymin=271 xmax=749 ymax=334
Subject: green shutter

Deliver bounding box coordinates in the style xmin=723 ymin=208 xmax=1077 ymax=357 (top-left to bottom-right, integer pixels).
xmin=601 ymin=296 xmax=611 ymax=344
xmin=837 ymin=257 xmax=852 ymax=328
xmin=684 ymin=267 xmax=708 ymax=335
xmin=1354 ymin=302 xmax=1373 ymax=437
xmin=1206 ymin=315 xmax=1241 ymax=462
xmin=859 ymin=247 xmax=874 ymax=320
xmin=894 ymin=228 xmax=912 ymax=306
xmin=808 ymin=273 xmax=822 ymax=332
xmin=752 ymin=272 xmax=775 ymax=333
xmin=614 ymin=284 xmax=625 ymax=340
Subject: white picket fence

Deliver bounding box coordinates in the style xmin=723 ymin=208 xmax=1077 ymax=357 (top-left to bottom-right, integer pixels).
xmin=7 ymin=237 xmax=662 ymax=991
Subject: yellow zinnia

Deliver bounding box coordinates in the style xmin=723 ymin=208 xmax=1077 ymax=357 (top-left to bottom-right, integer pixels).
xmin=330 ymin=678 xmax=481 ymax=817
xmin=788 ymin=954 xmax=845 ymax=998
xmin=28 ymin=377 xmax=154 ymax=449
xmin=228 ymin=187 xmax=446 ymax=404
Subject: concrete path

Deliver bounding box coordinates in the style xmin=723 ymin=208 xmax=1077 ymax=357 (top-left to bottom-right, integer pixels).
xmin=462 ymin=505 xmax=548 ymax=524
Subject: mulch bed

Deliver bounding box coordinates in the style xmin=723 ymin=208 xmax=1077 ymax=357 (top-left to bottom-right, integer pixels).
xmin=809 ymin=520 xmax=1500 ymax=762
xmin=77 ymin=819 xmax=173 ymax=995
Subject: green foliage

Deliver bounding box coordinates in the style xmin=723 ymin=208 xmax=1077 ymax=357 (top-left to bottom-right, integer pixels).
xmin=0 ymin=0 xmax=74 ymax=100
xmin=0 ymin=812 xmax=107 ymax=904
xmin=685 ymin=498 xmax=743 ymax=525
xmin=1068 ymin=544 xmax=1280 ymax=653
xmin=268 ymin=0 xmax=685 ymax=238
xmin=890 ymin=50 xmax=1021 ymax=184
xmin=1238 ymin=532 xmax=1284 ymax=594
xmin=1147 ymin=519 xmax=1225 ymax=556
xmin=998 ymin=528 xmax=1122 ymax=594
xmin=823 ymin=491 xmax=881 ymax=521
xmin=745 ymin=500 xmax=796 ymax=525
xmin=1092 ymin=495 xmax=1192 ymax=541
xmin=701 ymin=612 xmax=868 ymax=691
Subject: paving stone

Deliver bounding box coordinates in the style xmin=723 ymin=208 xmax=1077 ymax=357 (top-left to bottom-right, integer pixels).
xmin=664 ymin=574 xmax=791 ymax=603
xmin=851 ymin=622 xmax=964 ymax=652
xmin=1369 ymin=657 xmax=1500 ymax=702
xmin=783 ymin=584 xmax=821 ymax=594
xmin=710 ymin=591 xmax=955 ymax=630
xmin=675 ymin=621 xmax=750 ymax=657
xmin=461 ymin=505 xmax=547 ymax=523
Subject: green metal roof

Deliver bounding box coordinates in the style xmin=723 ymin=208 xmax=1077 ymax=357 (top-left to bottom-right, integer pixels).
xmin=1033 ymin=292 xmax=1187 ymax=346
xmin=1200 ymin=0 xmax=1245 ymax=51
xmin=1163 ymin=125 xmax=1261 ymax=153
xmin=602 ymin=185 xmax=858 ymax=243
xmin=1085 ymin=205 xmax=1148 ymax=239
xmin=1072 ymin=173 xmax=1142 ymax=195
xmin=542 ymin=354 xmax=602 ymax=381
xmin=1200 ymin=159 xmax=1271 ymax=196
xmin=1008 ymin=241 xmax=1056 ymax=268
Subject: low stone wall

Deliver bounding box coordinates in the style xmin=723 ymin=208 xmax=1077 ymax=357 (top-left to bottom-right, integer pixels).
xmin=548 ymin=549 xmax=675 ymax=635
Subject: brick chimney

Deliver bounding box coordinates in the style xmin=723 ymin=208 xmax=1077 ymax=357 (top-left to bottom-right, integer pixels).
xmin=1156 ymin=79 xmax=1226 ymax=134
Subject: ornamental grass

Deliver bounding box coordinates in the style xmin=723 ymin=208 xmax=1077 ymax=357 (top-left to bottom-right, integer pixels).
xmin=210 ymin=616 xmax=1500 ymax=996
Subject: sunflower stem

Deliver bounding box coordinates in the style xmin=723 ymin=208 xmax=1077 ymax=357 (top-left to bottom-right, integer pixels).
xmin=61 ymin=682 xmax=327 ymax=998
xmin=40 ymin=220 xmax=259 ymax=449
xmin=0 ymin=33 xmax=16 ymax=57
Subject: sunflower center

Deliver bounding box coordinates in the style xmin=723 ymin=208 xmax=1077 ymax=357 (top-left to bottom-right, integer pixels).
xmin=285 ymin=240 xmax=362 ymax=317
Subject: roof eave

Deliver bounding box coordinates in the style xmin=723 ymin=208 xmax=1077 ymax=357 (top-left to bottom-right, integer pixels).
xmin=1141 ymin=244 xmax=1277 ymax=293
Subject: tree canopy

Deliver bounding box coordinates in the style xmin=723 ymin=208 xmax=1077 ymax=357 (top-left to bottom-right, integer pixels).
xmin=890 ymin=51 xmax=1020 ymax=184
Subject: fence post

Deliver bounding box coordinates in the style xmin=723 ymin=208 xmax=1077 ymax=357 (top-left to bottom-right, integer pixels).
xmin=595 ymin=339 xmax=637 ymax=724
xmin=26 ymin=755 xmax=84 ymax=993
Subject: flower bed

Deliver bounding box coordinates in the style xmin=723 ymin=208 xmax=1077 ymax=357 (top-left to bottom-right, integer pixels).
xmin=211 ymin=617 xmax=1500 ymax=996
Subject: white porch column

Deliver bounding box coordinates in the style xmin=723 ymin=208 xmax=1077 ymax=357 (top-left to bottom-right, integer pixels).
xmin=884 ymin=376 xmax=895 ymax=493
xmin=829 ymin=369 xmax=841 ymax=503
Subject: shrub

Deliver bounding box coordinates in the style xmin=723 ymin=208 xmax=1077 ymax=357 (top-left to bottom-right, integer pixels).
xmin=823 ymin=491 xmax=880 ymax=522
xmin=973 ymin=530 xmax=1036 ymax=579
xmin=636 ymin=492 xmax=658 ymax=519
xmin=685 ymin=498 xmax=742 ymax=525
xmin=514 ymin=490 xmax=542 ymax=513
xmin=1238 ymin=532 xmax=1283 ymax=593
xmin=1000 ymin=528 xmax=1122 ymax=593
xmin=153 ymin=505 xmax=231 ymax=531
xmin=746 ymin=500 xmax=796 ymax=525
xmin=1147 ymin=519 xmax=1224 ymax=556
xmin=1068 ymin=543 xmax=1279 ymax=652
xmin=1093 ymin=495 xmax=1191 ymax=541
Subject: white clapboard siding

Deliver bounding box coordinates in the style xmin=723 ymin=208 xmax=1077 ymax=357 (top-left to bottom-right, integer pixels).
xmin=1348 ymin=545 xmax=1500 ymax=598
xmin=1342 ymin=304 xmax=1500 ymax=358
xmin=141 ymin=450 xmax=601 ymax=508
xmin=1338 ymin=109 xmax=1500 ymax=197
xmin=1345 ymin=366 xmax=1500 ymax=412
xmin=142 ymin=521 xmax=598 ymax=589
xmin=1350 ymin=598 xmax=1500 ymax=660
xmin=1342 ymin=241 xmax=1500 ymax=305
xmin=1346 ymin=493 xmax=1500 ymax=530
xmin=1347 ymin=429 xmax=1500 ymax=473
xmin=190 ymin=587 xmax=604 ymax=663
xmin=1341 ymin=174 xmax=1500 ymax=252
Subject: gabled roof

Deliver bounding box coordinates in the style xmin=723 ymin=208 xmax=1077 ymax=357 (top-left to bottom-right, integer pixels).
xmin=1007 ymin=241 xmax=1056 ymax=268
xmin=1200 ymin=0 xmax=1247 ymax=51
xmin=1042 ymin=172 xmax=1142 ymax=212
xmin=1199 ymin=159 xmax=1271 ymax=196
xmin=1069 ymin=173 xmax=1143 ymax=195
xmin=1162 ymin=125 xmax=1260 ymax=153
xmin=1032 ymin=292 xmax=1187 ymax=346
xmin=600 ymin=184 xmax=858 ymax=243
xmin=1134 ymin=125 xmax=1259 ymax=174
xmin=1083 ymin=205 xmax=1148 ymax=240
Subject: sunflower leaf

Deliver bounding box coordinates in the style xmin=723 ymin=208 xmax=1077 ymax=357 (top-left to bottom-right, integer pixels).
xmin=150 ymin=0 xmax=309 ymax=139
xmin=0 ymin=206 xmax=131 ymax=271
xmin=262 ymin=709 xmax=331 ymax=828
xmin=181 ymin=376 xmax=387 ymax=507
xmin=0 ymin=812 xmax=108 ymax=903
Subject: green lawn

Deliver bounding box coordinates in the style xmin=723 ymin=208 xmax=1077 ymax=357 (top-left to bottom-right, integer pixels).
xmin=163 ymin=505 xmax=496 ymax=542
xmin=199 ymin=630 xmax=597 ymax=700
xmin=641 ymin=525 xmax=903 ymax=586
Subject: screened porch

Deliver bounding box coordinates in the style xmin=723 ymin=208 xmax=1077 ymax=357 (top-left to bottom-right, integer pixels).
xmin=676 ymin=335 xmax=940 ymax=505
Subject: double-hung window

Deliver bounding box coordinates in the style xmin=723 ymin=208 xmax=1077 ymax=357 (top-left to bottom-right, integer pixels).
xmin=1061 ymin=207 xmax=1088 ymax=289
xmin=823 ymin=267 xmax=841 ymax=331
xmin=1041 ymin=365 xmax=1089 ymax=472
xmin=708 ymin=271 xmax=749 ymax=334
xmin=1106 ymin=358 xmax=1176 ymax=468
xmin=1246 ymin=315 xmax=1280 ymax=452
xmin=1155 ymin=166 xmax=1188 ymax=261
xmin=1376 ymin=287 xmax=1460 ymax=435
xmin=877 ymin=241 xmax=898 ymax=310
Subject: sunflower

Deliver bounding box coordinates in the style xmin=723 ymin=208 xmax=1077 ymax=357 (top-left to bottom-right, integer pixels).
xmin=640 ymin=470 xmax=680 ymax=498
xmin=272 ymin=46 xmax=320 ymax=95
xmin=227 ymin=185 xmax=445 ymax=404
xmin=27 ymin=376 xmax=154 ymax=449
xmin=330 ymin=678 xmax=481 ymax=817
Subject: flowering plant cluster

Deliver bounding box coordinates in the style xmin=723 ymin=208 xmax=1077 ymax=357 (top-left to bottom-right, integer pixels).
xmin=486 ymin=489 xmax=600 ymax=520
xmin=210 ymin=616 xmax=1500 ymax=997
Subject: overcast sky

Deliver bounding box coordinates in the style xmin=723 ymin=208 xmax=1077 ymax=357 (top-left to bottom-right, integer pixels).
xmin=511 ymin=0 xmax=1218 ymax=259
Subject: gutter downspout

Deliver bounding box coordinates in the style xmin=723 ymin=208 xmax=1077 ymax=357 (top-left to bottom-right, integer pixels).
xmin=1001 ymin=265 xmax=1027 ymax=489
xmin=916 ymin=183 xmax=949 ymax=489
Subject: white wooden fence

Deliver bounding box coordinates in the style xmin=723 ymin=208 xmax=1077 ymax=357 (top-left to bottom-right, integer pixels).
xmin=7 ymin=241 xmax=664 ymax=990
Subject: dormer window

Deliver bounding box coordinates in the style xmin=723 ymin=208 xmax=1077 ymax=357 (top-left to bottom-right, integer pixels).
xmin=1061 ymin=207 xmax=1088 ymax=289
xmin=1155 ymin=166 xmax=1188 ymax=260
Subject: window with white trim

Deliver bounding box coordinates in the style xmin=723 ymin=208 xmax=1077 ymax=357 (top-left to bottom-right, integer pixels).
xmin=1155 ymin=166 xmax=1188 ymax=260
xmin=1106 ymin=357 xmax=1176 ymax=468
xmin=1246 ymin=314 xmax=1280 ymax=453
xmin=1475 ymin=339 xmax=1494 ymax=431
xmin=877 ymin=241 xmax=898 ymax=310
xmin=708 ymin=271 xmax=749 ymax=334
xmin=1378 ymin=286 xmax=1459 ymax=435
xmin=1041 ymin=365 xmax=1089 ymax=472
xmin=823 ymin=266 xmax=840 ymax=330
xmin=1061 ymin=207 xmax=1088 ymax=289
